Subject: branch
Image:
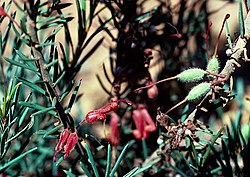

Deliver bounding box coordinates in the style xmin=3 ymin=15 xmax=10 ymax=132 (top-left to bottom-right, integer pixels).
xmin=186 ymin=11 xmax=250 ymax=121
xmin=26 ymin=16 xmax=74 ymax=130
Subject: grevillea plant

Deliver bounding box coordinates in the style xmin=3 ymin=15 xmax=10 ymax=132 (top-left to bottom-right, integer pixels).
xmin=1 ymin=0 xmax=250 ymax=176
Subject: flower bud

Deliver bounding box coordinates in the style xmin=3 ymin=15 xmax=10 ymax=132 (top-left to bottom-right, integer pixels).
xmin=146 ymin=82 xmax=158 ymax=99
xmin=206 ymin=56 xmax=220 ymax=74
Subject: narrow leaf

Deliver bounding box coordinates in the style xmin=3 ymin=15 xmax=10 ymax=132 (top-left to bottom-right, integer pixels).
xmin=0 ymin=127 xmax=9 ymax=157
xmin=31 ymin=106 xmax=56 ymax=117
xmin=109 ymin=143 xmax=130 ymax=177
xmin=43 ymin=124 xmax=63 ymax=138
xmin=4 ymin=57 xmax=39 ymax=74
xmin=201 ymin=126 xmax=224 ymax=166
xmin=80 ymin=161 xmax=92 ymax=177
xmin=225 ymin=21 xmax=232 ymax=49
xmin=19 ymin=101 xmax=58 ymax=117
xmin=105 ymin=144 xmax=112 ymax=177
xmin=16 ymin=77 xmax=46 ymax=95
xmin=131 ymin=158 xmax=161 ymax=177
xmin=123 ymin=167 xmax=138 ymax=177
xmin=0 ymin=147 xmax=38 ymax=171
xmin=239 ymin=0 xmax=245 ymax=37
xmin=83 ymin=142 xmax=100 ymax=177
xmin=67 ymin=80 xmax=81 ymax=111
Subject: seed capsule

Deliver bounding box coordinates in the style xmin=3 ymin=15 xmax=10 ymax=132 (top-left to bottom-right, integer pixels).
xmin=187 ymin=82 xmax=211 ymax=101
xmin=178 ymin=68 xmax=206 ymax=82
xmin=134 ymin=68 xmax=207 ymax=93
xmin=206 ymin=56 xmax=219 ymax=74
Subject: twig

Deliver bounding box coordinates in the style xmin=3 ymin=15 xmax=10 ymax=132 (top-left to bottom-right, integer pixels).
xmin=26 ymin=15 xmax=74 ymax=130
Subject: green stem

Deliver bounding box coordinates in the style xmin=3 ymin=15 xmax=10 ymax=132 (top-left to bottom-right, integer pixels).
xmin=142 ymin=138 xmax=148 ymax=159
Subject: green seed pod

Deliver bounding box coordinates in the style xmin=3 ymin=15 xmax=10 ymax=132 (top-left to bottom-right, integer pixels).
xmin=206 ymin=56 xmax=220 ymax=74
xmin=177 ymin=68 xmax=206 ymax=82
xmin=187 ymin=82 xmax=211 ymax=101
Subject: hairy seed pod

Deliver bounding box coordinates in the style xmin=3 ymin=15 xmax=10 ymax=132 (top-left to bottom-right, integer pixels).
xmin=206 ymin=56 xmax=219 ymax=74
xmin=177 ymin=68 xmax=207 ymax=82
xmin=187 ymin=82 xmax=211 ymax=101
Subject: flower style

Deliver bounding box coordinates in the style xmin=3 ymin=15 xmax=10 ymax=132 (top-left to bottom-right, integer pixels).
xmin=132 ymin=104 xmax=157 ymax=140
xmin=107 ymin=112 xmax=120 ymax=145
xmin=53 ymin=128 xmax=78 ymax=162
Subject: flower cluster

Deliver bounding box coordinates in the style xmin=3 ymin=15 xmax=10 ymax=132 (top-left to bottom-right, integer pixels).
xmin=53 ymin=128 xmax=79 ymax=162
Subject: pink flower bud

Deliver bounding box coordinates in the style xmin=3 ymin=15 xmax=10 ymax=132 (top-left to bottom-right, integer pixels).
xmin=168 ymin=33 xmax=182 ymax=38
xmin=144 ymin=48 xmax=152 ymax=56
xmin=146 ymin=82 xmax=158 ymax=99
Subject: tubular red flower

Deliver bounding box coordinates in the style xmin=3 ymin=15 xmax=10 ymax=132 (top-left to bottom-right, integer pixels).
xmin=107 ymin=112 xmax=120 ymax=145
xmin=53 ymin=129 xmax=79 ymax=162
xmin=132 ymin=109 xmax=145 ymax=139
xmin=132 ymin=105 xmax=156 ymax=140
xmin=79 ymin=100 xmax=133 ymax=125
xmin=140 ymin=106 xmax=157 ymax=132
xmin=63 ymin=131 xmax=79 ymax=159
xmin=53 ymin=129 xmax=70 ymax=162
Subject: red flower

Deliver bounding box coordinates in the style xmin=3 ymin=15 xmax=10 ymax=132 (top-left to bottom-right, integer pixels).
xmin=53 ymin=128 xmax=78 ymax=162
xmin=107 ymin=112 xmax=120 ymax=145
xmin=79 ymin=99 xmax=133 ymax=125
xmin=63 ymin=132 xmax=79 ymax=159
xmin=132 ymin=104 xmax=157 ymax=140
